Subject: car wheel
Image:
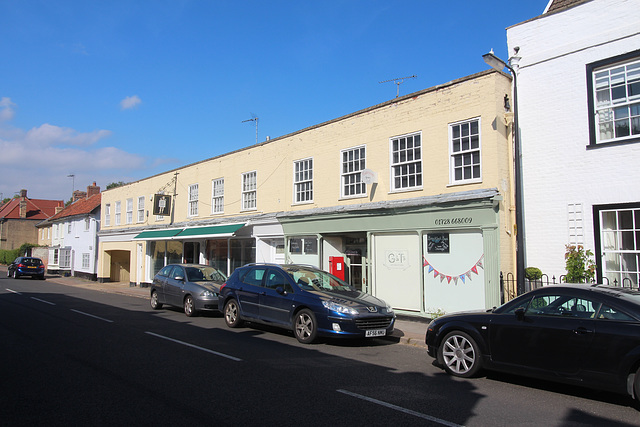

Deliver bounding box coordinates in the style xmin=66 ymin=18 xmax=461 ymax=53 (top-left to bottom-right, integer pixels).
xmin=439 ymin=331 xmax=482 ymax=378
xmin=13 ymin=270 xmax=20 ymax=279
xmin=150 ymin=290 xmax=163 ymax=310
xmin=39 ymin=275 xmax=46 ymax=280
xmin=294 ymin=309 xmax=317 ymax=344
xmin=634 ymin=366 xmax=640 ymax=404
xmin=224 ymin=299 xmax=243 ymax=328
xmin=184 ymin=295 xmax=197 ymax=317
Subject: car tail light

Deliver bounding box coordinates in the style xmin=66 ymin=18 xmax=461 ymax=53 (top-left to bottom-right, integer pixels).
xmin=17 ymin=263 xmax=25 ymax=268
xmin=220 ymin=283 xmax=227 ymax=292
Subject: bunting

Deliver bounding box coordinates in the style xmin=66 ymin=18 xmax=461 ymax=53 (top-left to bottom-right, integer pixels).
xmin=423 ymin=254 xmax=485 ymax=285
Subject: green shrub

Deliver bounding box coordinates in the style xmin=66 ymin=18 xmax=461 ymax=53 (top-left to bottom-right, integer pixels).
xmin=564 ymin=244 xmax=596 ymax=283
xmin=525 ymin=267 xmax=542 ymax=281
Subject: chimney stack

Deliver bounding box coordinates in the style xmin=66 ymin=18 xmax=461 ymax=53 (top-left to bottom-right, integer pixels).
xmin=19 ymin=189 xmax=27 ymax=199
xmin=87 ymin=182 xmax=100 ymax=197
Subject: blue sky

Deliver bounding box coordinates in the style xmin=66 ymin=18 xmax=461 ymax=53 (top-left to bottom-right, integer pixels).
xmin=0 ymin=0 xmax=549 ymax=201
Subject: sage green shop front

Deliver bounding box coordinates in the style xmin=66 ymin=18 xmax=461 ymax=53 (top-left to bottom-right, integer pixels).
xmin=278 ymin=190 xmax=503 ymax=317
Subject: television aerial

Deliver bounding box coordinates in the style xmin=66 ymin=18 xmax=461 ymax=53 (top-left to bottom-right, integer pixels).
xmin=242 ymin=114 xmax=259 ymax=144
xmin=379 ymin=75 xmax=417 ymax=98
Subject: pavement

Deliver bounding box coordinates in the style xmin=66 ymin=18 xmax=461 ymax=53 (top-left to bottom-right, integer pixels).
xmin=2 ymin=268 xmax=429 ymax=348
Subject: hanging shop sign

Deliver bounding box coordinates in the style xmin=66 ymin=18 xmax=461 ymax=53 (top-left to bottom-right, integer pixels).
xmin=153 ymin=194 xmax=172 ymax=216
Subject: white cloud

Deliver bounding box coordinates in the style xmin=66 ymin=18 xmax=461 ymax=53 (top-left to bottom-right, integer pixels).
xmin=0 ymin=98 xmax=171 ymax=200
xmin=0 ymin=97 xmax=16 ymax=122
xmin=120 ymin=95 xmax=142 ymax=110
xmin=23 ymin=123 xmax=112 ymax=147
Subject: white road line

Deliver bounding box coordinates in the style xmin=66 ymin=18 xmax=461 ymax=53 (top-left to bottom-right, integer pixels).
xmin=70 ymin=309 xmax=114 ymax=323
xmin=6 ymin=288 xmax=22 ymax=295
xmin=30 ymin=297 xmax=56 ymax=305
xmin=337 ymin=389 xmax=464 ymax=427
xmin=145 ymin=331 xmax=242 ymax=362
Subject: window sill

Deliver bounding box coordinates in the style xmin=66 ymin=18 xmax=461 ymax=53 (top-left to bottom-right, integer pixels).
xmin=388 ymin=187 xmax=423 ymax=195
xmin=447 ymin=179 xmax=482 ymax=187
xmin=587 ymin=137 xmax=640 ymax=149
xmin=338 ymin=195 xmax=368 ymax=201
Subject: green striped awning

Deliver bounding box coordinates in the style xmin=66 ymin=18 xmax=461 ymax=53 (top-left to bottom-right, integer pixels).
xmin=177 ymin=223 xmax=244 ymax=238
xmin=133 ymin=229 xmax=183 ymax=240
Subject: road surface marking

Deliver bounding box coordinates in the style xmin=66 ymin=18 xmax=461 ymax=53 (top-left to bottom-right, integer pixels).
xmin=145 ymin=331 xmax=242 ymax=362
xmin=71 ymin=309 xmax=114 ymax=323
xmin=31 ymin=297 xmax=56 ymax=305
xmin=6 ymin=288 xmax=22 ymax=295
xmin=337 ymin=389 xmax=464 ymax=427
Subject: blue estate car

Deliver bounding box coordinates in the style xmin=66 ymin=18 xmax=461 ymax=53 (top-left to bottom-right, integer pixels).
xmin=7 ymin=257 xmax=45 ymax=280
xmin=218 ymin=263 xmax=395 ymax=344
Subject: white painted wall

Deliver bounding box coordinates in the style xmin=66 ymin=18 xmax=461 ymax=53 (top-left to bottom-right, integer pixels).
xmin=507 ymin=0 xmax=640 ymax=276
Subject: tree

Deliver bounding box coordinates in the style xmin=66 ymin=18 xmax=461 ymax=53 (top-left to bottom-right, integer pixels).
xmin=106 ymin=181 xmax=127 ymax=190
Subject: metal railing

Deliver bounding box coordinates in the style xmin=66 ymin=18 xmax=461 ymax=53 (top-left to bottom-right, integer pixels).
xmin=499 ymin=272 xmax=639 ymax=304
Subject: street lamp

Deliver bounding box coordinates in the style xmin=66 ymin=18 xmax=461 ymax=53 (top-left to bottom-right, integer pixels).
xmin=483 ymin=49 xmax=526 ymax=296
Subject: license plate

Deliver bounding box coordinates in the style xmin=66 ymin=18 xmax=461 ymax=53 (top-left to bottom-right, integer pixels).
xmin=365 ymin=329 xmax=386 ymax=337
xmin=27 ymin=266 xmax=36 ymax=269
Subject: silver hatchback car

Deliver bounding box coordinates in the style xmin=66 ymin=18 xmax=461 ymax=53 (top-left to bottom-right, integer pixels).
xmin=150 ymin=264 xmax=227 ymax=317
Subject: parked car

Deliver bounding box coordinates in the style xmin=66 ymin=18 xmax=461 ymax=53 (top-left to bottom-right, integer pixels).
xmin=218 ymin=263 xmax=395 ymax=344
xmin=425 ymin=284 xmax=640 ymax=404
xmin=7 ymin=257 xmax=45 ymax=280
xmin=150 ymin=264 xmax=227 ymax=317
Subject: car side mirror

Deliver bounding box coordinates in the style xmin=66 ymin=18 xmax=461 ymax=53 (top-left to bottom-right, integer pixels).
xmin=174 ymin=276 xmax=185 ymax=281
xmin=515 ymin=307 xmax=525 ymax=321
xmin=276 ymin=286 xmax=287 ymax=296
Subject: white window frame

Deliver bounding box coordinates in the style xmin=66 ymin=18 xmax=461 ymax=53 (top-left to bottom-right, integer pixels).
xmin=341 ymin=146 xmax=366 ymax=199
xmin=389 ymin=131 xmax=423 ymax=192
xmin=137 ymin=196 xmax=145 ymax=223
xmin=212 ymin=178 xmax=224 ymax=214
xmin=293 ymin=158 xmax=313 ymax=204
xmin=242 ymin=171 xmax=257 ymax=211
xmin=449 ymin=117 xmax=482 ymax=185
xmin=591 ymin=55 xmax=640 ymax=145
xmin=188 ymin=184 xmax=199 ymax=217
xmin=126 ymin=198 xmax=133 ymax=224
xmin=105 ymin=203 xmax=111 ymax=227
xmin=84 ymin=217 xmax=90 ymax=231
xmin=115 ymin=201 xmax=121 ymax=226
xmin=599 ymin=207 xmax=640 ymax=287
xmin=82 ymin=253 xmax=90 ymax=269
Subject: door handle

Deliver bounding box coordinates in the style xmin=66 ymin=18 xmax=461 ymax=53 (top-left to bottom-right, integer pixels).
xmin=574 ymin=327 xmax=593 ymax=335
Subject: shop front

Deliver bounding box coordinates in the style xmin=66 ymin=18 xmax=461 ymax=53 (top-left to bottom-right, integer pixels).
xmin=278 ymin=189 xmax=507 ymax=317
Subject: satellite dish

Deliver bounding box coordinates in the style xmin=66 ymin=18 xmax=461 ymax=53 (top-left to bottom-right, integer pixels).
xmin=362 ymin=169 xmax=378 ymax=185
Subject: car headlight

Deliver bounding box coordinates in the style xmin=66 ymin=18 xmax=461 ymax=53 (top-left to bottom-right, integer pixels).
xmin=322 ymin=300 xmax=358 ymax=315
xmin=201 ymin=290 xmax=217 ymax=298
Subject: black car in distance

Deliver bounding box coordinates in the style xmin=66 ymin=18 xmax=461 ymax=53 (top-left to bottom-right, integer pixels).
xmin=425 ymin=284 xmax=640 ymax=404
xmin=7 ymin=257 xmax=46 ymax=280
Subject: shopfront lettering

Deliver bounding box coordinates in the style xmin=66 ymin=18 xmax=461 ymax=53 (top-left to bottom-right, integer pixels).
xmin=434 ymin=217 xmax=473 ymax=226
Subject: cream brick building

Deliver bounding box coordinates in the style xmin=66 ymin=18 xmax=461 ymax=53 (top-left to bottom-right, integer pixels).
xmin=98 ymin=69 xmax=516 ymax=316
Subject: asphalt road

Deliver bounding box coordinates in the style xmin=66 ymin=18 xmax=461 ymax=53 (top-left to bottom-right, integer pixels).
xmin=1 ymin=276 xmax=639 ymax=426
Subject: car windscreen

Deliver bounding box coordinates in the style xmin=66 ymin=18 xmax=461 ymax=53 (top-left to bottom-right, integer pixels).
xmin=283 ymin=267 xmax=353 ymax=293
xmin=21 ymin=258 xmax=43 ymax=266
xmin=185 ymin=266 xmax=226 ymax=282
